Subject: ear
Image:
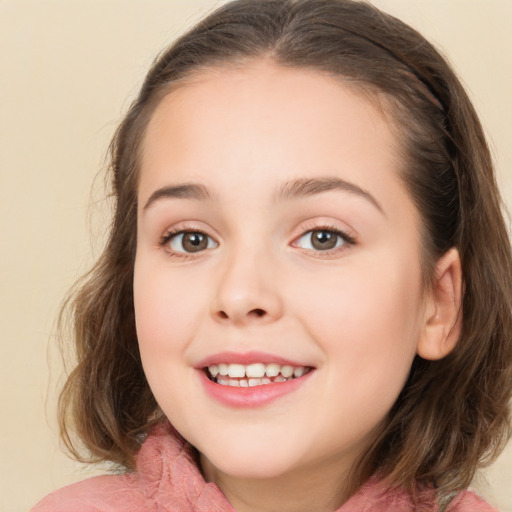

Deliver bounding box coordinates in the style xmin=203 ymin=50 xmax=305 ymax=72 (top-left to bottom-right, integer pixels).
xmin=417 ymin=248 xmax=463 ymax=361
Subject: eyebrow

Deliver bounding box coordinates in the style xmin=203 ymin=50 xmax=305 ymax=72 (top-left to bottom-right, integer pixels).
xmin=142 ymin=176 xmax=384 ymax=215
xmin=276 ymin=177 xmax=384 ymax=214
xmin=143 ymin=183 xmax=212 ymax=210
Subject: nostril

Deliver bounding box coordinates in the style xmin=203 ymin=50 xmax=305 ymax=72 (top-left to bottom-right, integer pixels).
xmin=214 ymin=308 xmax=268 ymax=321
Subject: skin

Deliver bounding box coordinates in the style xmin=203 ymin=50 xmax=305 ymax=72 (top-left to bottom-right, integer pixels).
xmin=133 ymin=60 xmax=461 ymax=512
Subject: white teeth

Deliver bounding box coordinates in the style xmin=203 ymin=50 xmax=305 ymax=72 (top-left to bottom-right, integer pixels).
xmin=246 ymin=363 xmax=266 ymax=378
xmin=265 ymin=363 xmax=280 ymax=377
xmin=281 ymin=365 xmax=294 ymax=378
xmin=293 ymin=367 xmax=305 ymax=378
xmin=227 ymin=364 xmax=245 ymax=378
xmin=207 ymin=362 xmax=310 ymax=385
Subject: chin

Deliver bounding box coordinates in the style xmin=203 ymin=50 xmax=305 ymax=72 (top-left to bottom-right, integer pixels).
xmin=196 ymin=432 xmax=305 ymax=480
xmin=203 ymin=451 xmax=300 ymax=480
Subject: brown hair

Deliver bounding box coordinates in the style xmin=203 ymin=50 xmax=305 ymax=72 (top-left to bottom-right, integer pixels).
xmin=58 ymin=0 xmax=512 ymax=504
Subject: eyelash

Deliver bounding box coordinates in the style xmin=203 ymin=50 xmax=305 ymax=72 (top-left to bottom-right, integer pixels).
xmin=159 ymin=228 xmax=218 ymax=259
xmin=159 ymin=224 xmax=356 ymax=258
xmin=292 ymin=225 xmax=356 ymax=255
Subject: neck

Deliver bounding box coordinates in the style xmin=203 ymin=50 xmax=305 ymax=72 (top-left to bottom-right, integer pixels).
xmin=200 ymin=453 xmax=362 ymax=512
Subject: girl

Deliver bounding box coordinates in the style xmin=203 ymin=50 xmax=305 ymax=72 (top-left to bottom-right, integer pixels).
xmin=33 ymin=0 xmax=512 ymax=511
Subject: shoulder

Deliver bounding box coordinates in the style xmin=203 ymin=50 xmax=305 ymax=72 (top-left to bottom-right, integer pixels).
xmin=448 ymin=490 xmax=500 ymax=512
xmin=31 ymin=423 xmax=231 ymax=512
xmin=31 ymin=473 xmax=151 ymax=512
xmin=342 ymin=476 xmax=501 ymax=512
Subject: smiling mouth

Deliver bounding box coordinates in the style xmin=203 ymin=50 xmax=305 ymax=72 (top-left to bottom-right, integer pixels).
xmin=205 ymin=363 xmax=312 ymax=387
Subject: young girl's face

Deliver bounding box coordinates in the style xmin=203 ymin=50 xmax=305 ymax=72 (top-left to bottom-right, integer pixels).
xmin=134 ymin=61 xmax=427 ymax=483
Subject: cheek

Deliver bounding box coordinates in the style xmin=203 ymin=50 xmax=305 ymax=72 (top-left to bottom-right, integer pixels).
xmin=133 ymin=262 xmax=206 ymax=367
xmin=133 ymin=261 xmax=210 ymax=419
xmin=310 ymin=266 xmax=422 ymax=445
xmin=292 ymin=253 xmax=424 ymax=389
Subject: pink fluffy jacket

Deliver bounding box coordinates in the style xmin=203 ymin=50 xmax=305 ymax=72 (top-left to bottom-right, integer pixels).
xmin=33 ymin=422 xmax=498 ymax=512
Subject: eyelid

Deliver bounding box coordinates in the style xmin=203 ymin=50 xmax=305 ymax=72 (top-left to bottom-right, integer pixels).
xmin=159 ymin=224 xmax=219 ymax=257
xmin=158 ymin=220 xmax=220 ymax=243
xmin=156 ymin=219 xmax=356 ymax=258
xmin=170 ymin=231 xmax=218 ymax=252
xmin=292 ymin=228 xmax=354 ymax=246
xmin=295 ymin=231 xmax=345 ymax=251
xmin=290 ymin=220 xmax=357 ymax=255
xmin=160 ymin=227 xmax=212 ymax=242
xmin=292 ymin=219 xmax=357 ymax=243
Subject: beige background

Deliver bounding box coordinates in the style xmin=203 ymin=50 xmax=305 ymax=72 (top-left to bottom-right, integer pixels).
xmin=1 ymin=1 xmax=511 ymax=511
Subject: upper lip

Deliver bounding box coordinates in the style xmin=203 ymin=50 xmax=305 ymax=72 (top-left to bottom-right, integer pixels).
xmin=195 ymin=350 xmax=313 ymax=369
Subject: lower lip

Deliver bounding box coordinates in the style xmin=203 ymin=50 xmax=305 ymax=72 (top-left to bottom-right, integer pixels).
xmin=198 ymin=370 xmax=314 ymax=408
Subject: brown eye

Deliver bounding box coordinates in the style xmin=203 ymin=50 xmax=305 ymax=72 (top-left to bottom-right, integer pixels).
xmin=169 ymin=231 xmax=217 ymax=253
xmin=311 ymin=231 xmax=338 ymax=250
xmin=296 ymin=230 xmax=346 ymax=251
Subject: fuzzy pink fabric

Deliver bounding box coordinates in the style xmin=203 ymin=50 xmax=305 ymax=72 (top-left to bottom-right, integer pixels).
xmin=32 ymin=422 xmax=498 ymax=512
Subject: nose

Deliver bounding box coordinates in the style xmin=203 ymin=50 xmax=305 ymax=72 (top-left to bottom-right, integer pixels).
xmin=211 ymin=246 xmax=284 ymax=326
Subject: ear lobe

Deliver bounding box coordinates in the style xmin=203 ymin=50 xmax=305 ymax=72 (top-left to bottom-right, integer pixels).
xmin=417 ymin=248 xmax=463 ymax=361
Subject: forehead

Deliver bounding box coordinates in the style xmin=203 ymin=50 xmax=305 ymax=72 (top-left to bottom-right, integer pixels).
xmin=139 ymin=60 xmax=408 ymax=213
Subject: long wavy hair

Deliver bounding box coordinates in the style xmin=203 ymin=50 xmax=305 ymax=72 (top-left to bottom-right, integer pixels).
xmin=58 ymin=0 xmax=512 ymax=505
